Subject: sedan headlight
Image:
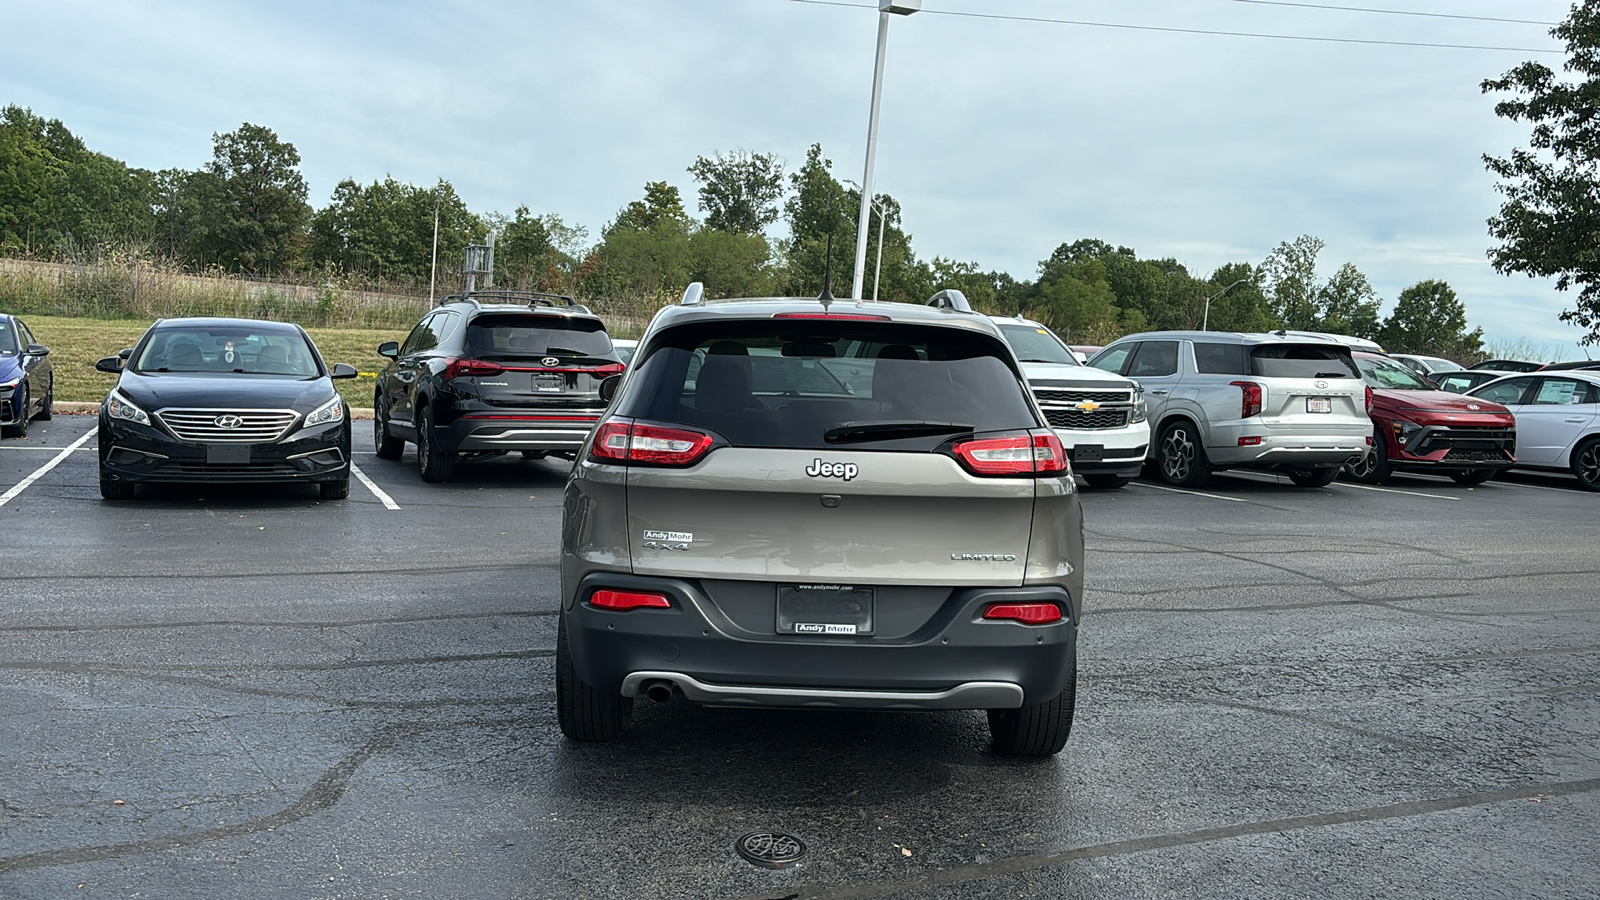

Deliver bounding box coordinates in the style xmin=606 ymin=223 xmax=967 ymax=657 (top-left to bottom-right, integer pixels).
xmin=106 ymin=390 xmax=150 ymax=426
xmin=0 ymin=377 xmax=19 ymax=390
xmin=1130 ymin=381 xmax=1148 ymax=424
xmin=1391 ymin=419 xmax=1422 ymax=445
xmin=305 ymin=396 xmax=344 ymax=427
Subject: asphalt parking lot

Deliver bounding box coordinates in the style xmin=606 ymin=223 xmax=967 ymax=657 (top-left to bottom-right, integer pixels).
xmin=2 ymin=414 xmax=1598 ymax=899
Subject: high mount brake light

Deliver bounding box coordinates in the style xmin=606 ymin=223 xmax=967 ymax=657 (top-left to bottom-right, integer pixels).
xmin=1232 ymin=381 xmax=1263 ymax=418
xmin=771 ymin=313 xmax=890 ymax=321
xmin=982 ymin=602 xmax=1063 ymax=625
xmin=588 ymin=418 xmax=715 ymax=466
xmin=951 ymin=431 xmax=1068 ymax=477
xmin=589 ymin=589 xmax=671 ymax=611
xmin=444 ymin=358 xmax=505 ymax=379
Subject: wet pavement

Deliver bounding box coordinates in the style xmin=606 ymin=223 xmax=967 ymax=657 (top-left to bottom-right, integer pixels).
xmin=2 ymin=415 xmax=1598 ymax=898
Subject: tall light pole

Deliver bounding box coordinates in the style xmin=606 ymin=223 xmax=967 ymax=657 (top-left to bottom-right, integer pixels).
xmin=851 ymin=0 xmax=919 ymax=302
xmin=1202 ymin=278 xmax=1250 ymax=331
xmin=845 ymin=179 xmax=890 ymax=303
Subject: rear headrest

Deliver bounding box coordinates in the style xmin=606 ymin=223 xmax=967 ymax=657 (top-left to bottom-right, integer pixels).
xmin=877 ymin=344 xmax=918 ymax=360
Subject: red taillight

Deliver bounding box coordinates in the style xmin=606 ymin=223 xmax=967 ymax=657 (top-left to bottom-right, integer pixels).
xmin=951 ymin=431 xmax=1068 ymax=477
xmin=587 ymin=418 xmax=715 ymax=466
xmin=771 ymin=313 xmax=890 ymax=321
xmin=591 ymin=362 xmax=626 ymax=376
xmin=1365 ymin=385 xmax=1374 ymax=413
xmin=589 ymin=589 xmax=671 ymax=611
xmin=1232 ymin=381 xmax=1263 ymax=418
xmin=982 ymin=602 xmax=1063 ymax=625
xmin=443 ymin=357 xmax=505 ymax=379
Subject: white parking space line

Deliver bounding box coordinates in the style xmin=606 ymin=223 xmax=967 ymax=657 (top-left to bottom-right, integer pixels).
xmin=1491 ymin=479 xmax=1586 ymax=494
xmin=0 ymin=446 xmax=90 ymax=451
xmin=1338 ymin=482 xmax=1461 ymax=501
xmin=350 ymin=463 xmax=401 ymax=510
xmin=0 ymin=428 xmax=97 ymax=509
xmin=1128 ymin=482 xmax=1250 ymax=503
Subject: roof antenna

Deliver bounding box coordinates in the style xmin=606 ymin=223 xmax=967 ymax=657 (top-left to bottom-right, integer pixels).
xmin=817 ymin=193 xmax=837 ymax=309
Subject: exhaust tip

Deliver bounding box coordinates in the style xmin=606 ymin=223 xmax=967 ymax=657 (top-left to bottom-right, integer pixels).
xmin=644 ymin=681 xmax=674 ymax=703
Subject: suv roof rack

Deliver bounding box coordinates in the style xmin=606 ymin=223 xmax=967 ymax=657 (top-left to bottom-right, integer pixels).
xmin=927 ymin=289 xmax=973 ymax=313
xmin=440 ymin=290 xmax=591 ymax=314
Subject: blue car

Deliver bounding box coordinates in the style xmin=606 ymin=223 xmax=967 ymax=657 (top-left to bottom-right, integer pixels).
xmin=1 ymin=314 xmax=53 ymax=438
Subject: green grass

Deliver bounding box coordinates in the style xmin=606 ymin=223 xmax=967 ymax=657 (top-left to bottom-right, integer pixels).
xmin=23 ymin=315 xmax=406 ymax=410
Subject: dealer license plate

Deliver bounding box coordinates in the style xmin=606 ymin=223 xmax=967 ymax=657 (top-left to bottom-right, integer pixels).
xmin=533 ymin=374 xmax=564 ymax=393
xmin=777 ymin=584 xmax=875 ymax=636
xmin=206 ymin=444 xmax=251 ymax=464
xmin=1307 ymin=397 xmax=1332 ymax=414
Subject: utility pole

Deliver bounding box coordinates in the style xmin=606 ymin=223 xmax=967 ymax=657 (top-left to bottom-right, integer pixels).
xmin=428 ymin=196 xmax=440 ymax=305
xmin=851 ymin=0 xmax=918 ymax=302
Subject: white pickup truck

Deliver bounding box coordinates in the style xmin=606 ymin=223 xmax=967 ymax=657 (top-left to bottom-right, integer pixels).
xmin=989 ymin=315 xmax=1151 ymax=489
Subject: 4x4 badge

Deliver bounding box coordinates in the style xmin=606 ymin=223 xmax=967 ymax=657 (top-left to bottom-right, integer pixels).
xmin=806 ymin=459 xmax=858 ymax=481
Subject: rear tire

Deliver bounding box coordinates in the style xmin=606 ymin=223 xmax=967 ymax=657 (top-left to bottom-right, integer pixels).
xmin=373 ymin=397 xmax=404 ymax=460
xmin=1571 ymin=437 xmax=1600 ymax=492
xmin=555 ymin=615 xmax=633 ymax=741
xmin=416 ymin=405 xmax=453 ymax=483
xmin=1157 ymin=420 xmax=1211 ymax=487
xmin=319 ymin=478 xmax=351 ymax=499
xmin=36 ymin=377 xmax=52 ymax=420
xmin=99 ymin=471 xmax=136 ymax=501
xmin=989 ymin=664 xmax=1076 ymax=757
xmin=1287 ymin=467 xmax=1339 ymax=487
xmin=1342 ymin=427 xmax=1391 ymax=484
xmin=1083 ymin=473 xmax=1129 ymax=490
xmin=1449 ymin=469 xmax=1496 ymax=486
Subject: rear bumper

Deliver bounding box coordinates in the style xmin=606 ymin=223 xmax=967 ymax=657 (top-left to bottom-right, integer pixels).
xmin=439 ymin=412 xmax=601 ymax=452
xmin=1207 ymin=421 xmax=1370 ymax=469
xmin=565 ymin=573 xmax=1077 ymax=708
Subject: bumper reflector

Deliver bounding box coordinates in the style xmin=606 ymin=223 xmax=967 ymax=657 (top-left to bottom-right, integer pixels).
xmin=981 ymin=602 xmax=1063 ymax=625
xmin=590 ymin=589 xmax=672 ymax=611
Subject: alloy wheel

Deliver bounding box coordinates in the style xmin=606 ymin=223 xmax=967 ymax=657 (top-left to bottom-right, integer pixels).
xmin=1161 ymin=428 xmax=1193 ymax=481
xmin=1578 ymin=441 xmax=1600 ymax=490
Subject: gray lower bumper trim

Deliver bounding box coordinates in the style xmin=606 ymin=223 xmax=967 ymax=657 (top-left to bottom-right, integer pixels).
xmin=620 ymin=671 xmax=1024 ymax=710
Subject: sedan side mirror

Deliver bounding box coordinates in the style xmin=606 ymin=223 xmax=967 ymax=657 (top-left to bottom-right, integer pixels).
xmin=25 ymin=343 xmax=49 ymax=357
xmin=95 ymin=356 xmax=124 ymax=373
xmin=377 ymin=341 xmax=400 ymax=359
xmin=599 ymin=374 xmax=623 ymax=404
xmin=329 ymin=363 xmax=359 ymax=379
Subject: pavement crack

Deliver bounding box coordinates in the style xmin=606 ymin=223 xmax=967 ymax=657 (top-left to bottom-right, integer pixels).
xmin=730 ymin=776 xmax=1600 ymax=900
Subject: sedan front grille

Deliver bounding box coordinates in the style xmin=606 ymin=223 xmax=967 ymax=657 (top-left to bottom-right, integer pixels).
xmin=1414 ymin=427 xmax=1515 ymax=454
xmin=1045 ymin=408 xmax=1131 ymax=430
xmin=156 ymin=409 xmax=299 ymax=443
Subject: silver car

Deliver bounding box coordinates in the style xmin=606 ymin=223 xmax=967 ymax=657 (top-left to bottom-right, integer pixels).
xmin=1089 ymin=330 xmax=1372 ymax=487
xmin=558 ymin=286 xmax=1084 ymax=756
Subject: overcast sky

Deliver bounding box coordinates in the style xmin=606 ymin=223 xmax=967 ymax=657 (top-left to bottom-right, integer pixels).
xmin=1 ymin=0 xmax=1588 ymax=354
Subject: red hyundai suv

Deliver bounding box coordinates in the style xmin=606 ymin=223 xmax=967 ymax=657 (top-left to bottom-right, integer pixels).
xmin=1343 ymin=351 xmax=1516 ymax=485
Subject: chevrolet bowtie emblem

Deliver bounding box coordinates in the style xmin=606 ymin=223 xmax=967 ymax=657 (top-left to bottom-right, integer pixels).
xmin=1075 ymin=401 xmax=1101 ymax=413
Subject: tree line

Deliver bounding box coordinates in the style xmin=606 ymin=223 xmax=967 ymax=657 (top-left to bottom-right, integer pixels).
xmin=0 ymin=103 xmax=1483 ymax=357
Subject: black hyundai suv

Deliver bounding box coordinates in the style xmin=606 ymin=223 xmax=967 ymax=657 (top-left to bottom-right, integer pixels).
xmin=373 ymin=292 xmax=623 ymax=482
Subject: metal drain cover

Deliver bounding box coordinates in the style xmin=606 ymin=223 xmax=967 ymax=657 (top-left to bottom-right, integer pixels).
xmin=736 ymin=830 xmax=807 ymax=868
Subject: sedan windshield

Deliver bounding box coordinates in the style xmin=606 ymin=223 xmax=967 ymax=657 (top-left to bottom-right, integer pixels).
xmin=1357 ymin=356 xmax=1435 ymax=390
xmin=997 ymin=323 xmax=1078 ymax=365
xmin=134 ymin=326 xmax=321 ymax=376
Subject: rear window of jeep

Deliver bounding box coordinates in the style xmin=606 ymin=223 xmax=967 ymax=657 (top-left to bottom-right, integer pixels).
xmin=615 ymin=321 xmax=1037 ymax=450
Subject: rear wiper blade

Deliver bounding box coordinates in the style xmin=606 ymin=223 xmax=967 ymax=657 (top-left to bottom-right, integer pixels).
xmin=824 ymin=421 xmax=973 ymax=444
xmin=543 ymin=347 xmax=584 ymax=356
xmin=1314 ymin=371 xmax=1351 ymax=378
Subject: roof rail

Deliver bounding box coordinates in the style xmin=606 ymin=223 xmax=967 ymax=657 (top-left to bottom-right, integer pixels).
xmin=681 ymin=282 xmax=705 ymax=306
xmin=440 ymin=290 xmax=590 ymax=313
xmin=927 ymin=289 xmax=973 ymax=313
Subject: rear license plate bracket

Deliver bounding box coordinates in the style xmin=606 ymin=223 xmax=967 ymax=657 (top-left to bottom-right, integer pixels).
xmin=777 ymin=585 xmax=874 ymax=636
xmin=533 ymin=374 xmax=564 ymax=393
xmin=1072 ymin=444 xmax=1104 ymax=462
xmin=1307 ymin=397 xmax=1332 ymax=414
xmin=206 ymin=444 xmax=251 ymax=464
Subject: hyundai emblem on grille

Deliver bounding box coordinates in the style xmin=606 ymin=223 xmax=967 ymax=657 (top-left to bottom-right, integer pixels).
xmin=214 ymin=414 xmax=243 ymax=429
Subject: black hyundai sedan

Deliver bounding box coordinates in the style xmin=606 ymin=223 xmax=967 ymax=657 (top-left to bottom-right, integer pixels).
xmin=96 ymin=317 xmax=358 ymax=500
